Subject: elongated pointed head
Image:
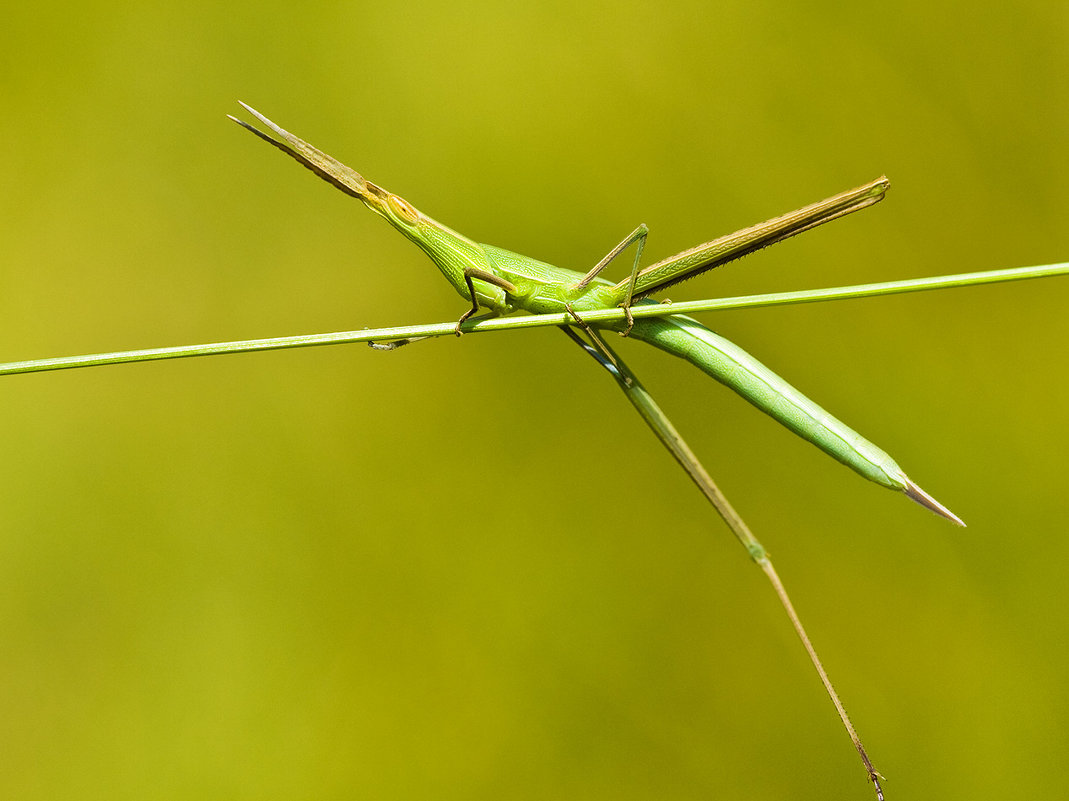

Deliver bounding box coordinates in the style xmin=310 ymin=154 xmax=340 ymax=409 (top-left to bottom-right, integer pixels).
xmin=230 ymin=103 xmax=488 ymax=299
xmin=229 ymin=103 xmax=416 ymax=227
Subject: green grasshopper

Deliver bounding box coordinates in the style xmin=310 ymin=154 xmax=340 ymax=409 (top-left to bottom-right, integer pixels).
xmin=231 ymin=103 xmax=961 ymax=528
xmin=226 ymin=104 xmax=983 ymax=799
xmin=4 ymin=103 xmax=1065 ymax=798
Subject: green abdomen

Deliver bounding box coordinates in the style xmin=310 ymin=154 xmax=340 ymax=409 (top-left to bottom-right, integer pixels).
xmin=625 ymin=315 xmax=908 ymax=491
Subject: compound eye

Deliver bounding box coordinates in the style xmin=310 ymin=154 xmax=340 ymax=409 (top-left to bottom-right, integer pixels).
xmin=388 ymin=194 xmax=419 ymax=225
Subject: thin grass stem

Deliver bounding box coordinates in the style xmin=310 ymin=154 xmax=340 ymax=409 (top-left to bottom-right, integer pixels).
xmin=2 ymin=262 xmax=1065 ymax=377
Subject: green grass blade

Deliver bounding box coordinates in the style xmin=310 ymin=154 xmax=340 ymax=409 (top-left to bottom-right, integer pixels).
xmin=2 ymin=262 xmax=1065 ymax=377
xmin=691 ymin=262 xmax=1069 ymax=311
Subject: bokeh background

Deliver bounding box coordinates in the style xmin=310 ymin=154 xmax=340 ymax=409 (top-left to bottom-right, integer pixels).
xmin=2 ymin=3 xmax=1067 ymax=799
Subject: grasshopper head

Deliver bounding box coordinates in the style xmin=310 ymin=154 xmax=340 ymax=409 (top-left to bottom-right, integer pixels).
xmin=231 ymin=104 xmax=493 ymax=302
xmin=229 ymin=103 xmax=389 ymax=217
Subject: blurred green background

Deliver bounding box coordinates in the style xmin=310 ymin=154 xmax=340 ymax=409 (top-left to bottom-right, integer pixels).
xmin=2 ymin=2 xmax=1067 ymax=799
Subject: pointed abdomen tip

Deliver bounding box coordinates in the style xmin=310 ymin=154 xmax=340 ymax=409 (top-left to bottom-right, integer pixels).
xmin=903 ymin=478 xmax=966 ymax=526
